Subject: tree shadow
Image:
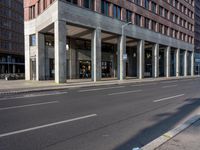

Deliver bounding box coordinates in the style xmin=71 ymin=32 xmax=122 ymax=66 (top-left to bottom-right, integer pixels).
xmin=114 ymin=98 xmax=200 ymax=150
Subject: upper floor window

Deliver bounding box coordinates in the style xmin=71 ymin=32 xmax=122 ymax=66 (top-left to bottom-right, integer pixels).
xmin=144 ymin=0 xmax=149 ymax=10
xmin=66 ymin=0 xmax=78 ymax=5
xmin=159 ymin=6 xmax=163 ymax=17
xmin=135 ymin=0 xmax=141 ymax=5
xmin=83 ymin=0 xmax=94 ymax=10
xmin=101 ymin=0 xmax=110 ymax=16
xmin=164 ymin=9 xmax=168 ymax=19
xmin=126 ymin=10 xmax=132 ymax=23
xmin=30 ymin=34 xmax=36 ymax=46
xmin=144 ymin=18 xmax=150 ymax=29
xmin=135 ymin=14 xmax=141 ymax=26
xmin=29 ymin=5 xmax=35 ymax=19
xmin=151 ymin=2 xmax=157 ymax=14
xmin=113 ymin=5 xmax=121 ymax=20
xmin=152 ymin=20 xmax=157 ymax=31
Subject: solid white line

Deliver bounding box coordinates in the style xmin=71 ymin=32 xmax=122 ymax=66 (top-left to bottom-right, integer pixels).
xmin=162 ymin=85 xmax=178 ymax=88
xmin=108 ymin=90 xmax=142 ymax=96
xmin=78 ymin=86 xmax=125 ymax=92
xmin=153 ymin=94 xmax=185 ymax=103
xmin=0 ymin=114 xmax=97 ymax=138
xmin=131 ymin=83 xmax=157 ymax=87
xmin=0 ymin=101 xmax=59 ymax=111
xmin=0 ymin=92 xmax=68 ymax=101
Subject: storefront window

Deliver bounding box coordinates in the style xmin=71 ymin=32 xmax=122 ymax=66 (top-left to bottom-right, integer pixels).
xmin=102 ymin=61 xmax=112 ymax=78
xmin=79 ymin=60 xmax=91 ymax=78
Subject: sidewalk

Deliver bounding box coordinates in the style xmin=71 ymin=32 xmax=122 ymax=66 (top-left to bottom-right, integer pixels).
xmin=140 ymin=109 xmax=200 ymax=150
xmin=156 ymin=119 xmax=200 ymax=150
xmin=0 ymin=76 xmax=199 ymax=94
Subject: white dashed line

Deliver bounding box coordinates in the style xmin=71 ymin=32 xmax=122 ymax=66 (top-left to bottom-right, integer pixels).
xmin=78 ymin=86 xmax=125 ymax=92
xmin=0 ymin=114 xmax=97 ymax=138
xmin=0 ymin=101 xmax=59 ymax=111
xmin=0 ymin=92 xmax=68 ymax=101
xmin=153 ymin=94 xmax=185 ymax=103
xmin=162 ymin=85 xmax=178 ymax=88
xmin=108 ymin=90 xmax=142 ymax=96
xmin=131 ymin=83 xmax=157 ymax=87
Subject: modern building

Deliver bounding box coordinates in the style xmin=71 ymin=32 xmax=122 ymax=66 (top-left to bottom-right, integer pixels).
xmin=0 ymin=0 xmax=24 ymax=78
xmin=24 ymin=0 xmax=195 ymax=83
xmin=194 ymin=0 xmax=200 ymax=75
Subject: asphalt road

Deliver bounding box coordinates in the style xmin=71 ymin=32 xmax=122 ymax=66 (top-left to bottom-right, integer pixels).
xmin=0 ymin=78 xmax=200 ymax=150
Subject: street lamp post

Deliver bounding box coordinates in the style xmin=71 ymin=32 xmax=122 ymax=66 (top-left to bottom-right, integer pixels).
xmin=119 ymin=22 xmax=132 ymax=80
xmin=122 ymin=22 xmax=132 ymax=38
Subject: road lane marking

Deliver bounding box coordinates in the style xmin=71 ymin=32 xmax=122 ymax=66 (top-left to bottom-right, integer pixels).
xmin=78 ymin=86 xmax=125 ymax=92
xmin=131 ymin=83 xmax=157 ymax=87
xmin=0 ymin=114 xmax=97 ymax=138
xmin=0 ymin=101 xmax=59 ymax=111
xmin=161 ymin=80 xmax=178 ymax=84
xmin=162 ymin=85 xmax=178 ymax=88
xmin=108 ymin=90 xmax=142 ymax=96
xmin=179 ymin=79 xmax=194 ymax=82
xmin=0 ymin=92 xmax=68 ymax=101
xmin=153 ymin=94 xmax=185 ymax=103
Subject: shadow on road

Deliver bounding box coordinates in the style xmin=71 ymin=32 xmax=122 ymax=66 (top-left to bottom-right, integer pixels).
xmin=114 ymin=98 xmax=200 ymax=150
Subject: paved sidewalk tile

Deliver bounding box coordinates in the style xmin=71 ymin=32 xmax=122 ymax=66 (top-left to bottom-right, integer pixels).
xmin=156 ymin=120 xmax=200 ymax=150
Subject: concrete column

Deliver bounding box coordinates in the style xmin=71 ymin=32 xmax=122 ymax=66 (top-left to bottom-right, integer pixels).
xmin=113 ymin=45 xmax=117 ymax=78
xmin=191 ymin=51 xmax=194 ymax=76
xmin=36 ymin=32 xmax=45 ymax=80
xmin=13 ymin=64 xmax=16 ymax=74
xmin=184 ymin=50 xmax=188 ymax=76
xmin=137 ymin=40 xmax=144 ymax=79
xmin=78 ymin=0 xmax=82 ymax=6
xmin=54 ymin=20 xmax=67 ymax=83
xmin=25 ymin=35 xmax=31 ymax=80
xmin=164 ymin=46 xmax=171 ymax=77
xmin=175 ymin=48 xmax=180 ymax=77
xmin=45 ymin=46 xmax=49 ymax=80
xmin=152 ymin=43 xmax=159 ymax=78
xmin=127 ymin=50 xmax=134 ymax=77
xmin=1 ymin=65 xmax=5 ymax=74
xmin=69 ymin=38 xmax=77 ymax=79
xmin=117 ymin=34 xmax=126 ymax=80
xmin=91 ymin=28 xmax=101 ymax=82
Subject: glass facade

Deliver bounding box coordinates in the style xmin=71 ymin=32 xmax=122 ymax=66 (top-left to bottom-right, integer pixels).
xmin=0 ymin=0 xmax=24 ymax=77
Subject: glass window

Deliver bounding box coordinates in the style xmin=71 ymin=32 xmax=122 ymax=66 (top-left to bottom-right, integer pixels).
xmin=144 ymin=0 xmax=149 ymax=9
xmin=152 ymin=21 xmax=156 ymax=31
xmin=144 ymin=18 xmax=149 ymax=29
xmin=126 ymin=10 xmax=132 ymax=22
xmin=30 ymin=34 xmax=36 ymax=46
xmin=66 ymin=0 xmax=78 ymax=4
xmin=83 ymin=0 xmax=94 ymax=10
xmin=135 ymin=14 xmax=141 ymax=26
xmin=135 ymin=0 xmax=141 ymax=5
xmin=151 ymin=2 xmax=157 ymax=14
xmin=113 ymin=5 xmax=121 ymax=20
xmin=101 ymin=0 xmax=110 ymax=16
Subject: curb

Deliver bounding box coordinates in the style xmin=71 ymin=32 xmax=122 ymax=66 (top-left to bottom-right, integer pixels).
xmin=0 ymin=76 xmax=199 ymax=95
xmin=138 ymin=114 xmax=200 ymax=150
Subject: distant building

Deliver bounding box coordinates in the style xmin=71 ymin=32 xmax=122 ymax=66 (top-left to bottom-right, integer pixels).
xmin=0 ymin=0 xmax=24 ymax=78
xmin=195 ymin=0 xmax=200 ymax=74
xmin=24 ymin=0 xmax=195 ymax=83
